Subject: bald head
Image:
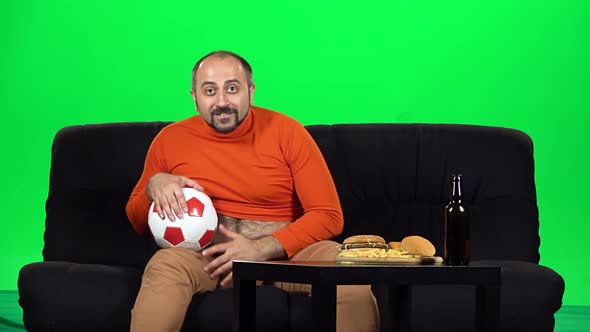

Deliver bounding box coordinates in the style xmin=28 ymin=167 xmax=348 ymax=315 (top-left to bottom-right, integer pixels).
xmin=191 ymin=51 xmax=253 ymax=92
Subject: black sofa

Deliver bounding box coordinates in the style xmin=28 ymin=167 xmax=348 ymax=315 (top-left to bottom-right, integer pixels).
xmin=18 ymin=122 xmax=565 ymax=332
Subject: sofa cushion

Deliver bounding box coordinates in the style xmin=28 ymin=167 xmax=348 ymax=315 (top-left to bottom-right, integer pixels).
xmin=183 ymin=287 xmax=292 ymax=332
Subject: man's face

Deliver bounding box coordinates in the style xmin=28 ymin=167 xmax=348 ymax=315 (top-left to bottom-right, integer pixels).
xmin=191 ymin=56 xmax=254 ymax=133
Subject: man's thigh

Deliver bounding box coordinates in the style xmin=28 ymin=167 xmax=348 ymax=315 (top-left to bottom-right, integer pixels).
xmin=142 ymin=247 xmax=218 ymax=292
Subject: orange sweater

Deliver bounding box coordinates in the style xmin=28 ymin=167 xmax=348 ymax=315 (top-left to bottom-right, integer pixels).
xmin=126 ymin=106 xmax=343 ymax=257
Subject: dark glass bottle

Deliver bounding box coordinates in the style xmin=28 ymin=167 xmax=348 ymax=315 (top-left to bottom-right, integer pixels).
xmin=444 ymin=174 xmax=470 ymax=265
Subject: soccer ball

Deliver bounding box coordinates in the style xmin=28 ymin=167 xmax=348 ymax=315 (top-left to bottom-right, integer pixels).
xmin=148 ymin=188 xmax=218 ymax=251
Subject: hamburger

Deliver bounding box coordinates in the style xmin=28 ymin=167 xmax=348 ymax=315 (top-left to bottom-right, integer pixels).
xmin=337 ymin=235 xmax=389 ymax=258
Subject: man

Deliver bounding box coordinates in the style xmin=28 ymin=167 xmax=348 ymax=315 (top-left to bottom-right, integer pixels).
xmin=125 ymin=51 xmax=378 ymax=332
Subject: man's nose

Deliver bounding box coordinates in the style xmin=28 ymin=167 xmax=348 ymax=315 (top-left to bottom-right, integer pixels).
xmin=215 ymin=91 xmax=230 ymax=107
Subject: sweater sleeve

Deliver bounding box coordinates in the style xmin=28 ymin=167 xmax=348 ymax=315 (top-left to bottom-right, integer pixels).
xmin=125 ymin=132 xmax=168 ymax=235
xmin=272 ymin=122 xmax=344 ymax=257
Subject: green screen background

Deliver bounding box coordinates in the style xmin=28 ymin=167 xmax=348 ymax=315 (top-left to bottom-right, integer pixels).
xmin=1 ymin=0 xmax=588 ymax=306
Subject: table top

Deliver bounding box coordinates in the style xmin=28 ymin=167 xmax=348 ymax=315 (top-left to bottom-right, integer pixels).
xmin=232 ymin=260 xmax=501 ymax=285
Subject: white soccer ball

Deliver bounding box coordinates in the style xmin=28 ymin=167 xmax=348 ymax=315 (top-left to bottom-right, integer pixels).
xmin=148 ymin=187 xmax=218 ymax=251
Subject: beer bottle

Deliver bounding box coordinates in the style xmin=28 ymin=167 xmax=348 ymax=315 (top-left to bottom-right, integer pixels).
xmin=444 ymin=174 xmax=470 ymax=265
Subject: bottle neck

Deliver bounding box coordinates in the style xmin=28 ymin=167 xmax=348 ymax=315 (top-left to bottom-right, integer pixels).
xmin=451 ymin=177 xmax=462 ymax=203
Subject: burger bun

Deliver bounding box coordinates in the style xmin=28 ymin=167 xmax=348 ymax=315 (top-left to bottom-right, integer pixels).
xmin=400 ymin=235 xmax=436 ymax=256
xmin=343 ymin=235 xmax=385 ymax=245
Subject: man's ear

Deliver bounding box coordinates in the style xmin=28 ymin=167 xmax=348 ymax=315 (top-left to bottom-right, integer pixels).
xmin=249 ymin=84 xmax=256 ymax=105
xmin=190 ymin=89 xmax=199 ymax=110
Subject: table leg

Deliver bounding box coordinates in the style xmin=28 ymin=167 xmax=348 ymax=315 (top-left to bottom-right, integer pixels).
xmin=312 ymin=282 xmax=337 ymax=332
xmin=475 ymin=284 xmax=500 ymax=332
xmin=233 ymin=278 xmax=256 ymax=332
xmin=389 ymin=285 xmax=412 ymax=332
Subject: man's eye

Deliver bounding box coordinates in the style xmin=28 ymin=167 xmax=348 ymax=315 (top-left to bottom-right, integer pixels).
xmin=205 ymin=88 xmax=216 ymax=95
xmin=227 ymin=86 xmax=238 ymax=93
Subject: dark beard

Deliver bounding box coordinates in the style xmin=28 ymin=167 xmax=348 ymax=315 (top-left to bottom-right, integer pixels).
xmin=210 ymin=106 xmax=240 ymax=133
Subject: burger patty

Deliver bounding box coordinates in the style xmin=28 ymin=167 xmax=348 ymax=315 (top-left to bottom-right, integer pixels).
xmin=340 ymin=242 xmax=389 ymax=250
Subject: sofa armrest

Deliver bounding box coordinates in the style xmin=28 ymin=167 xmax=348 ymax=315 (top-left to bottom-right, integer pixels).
xmin=372 ymin=260 xmax=564 ymax=332
xmin=473 ymin=259 xmax=564 ymax=331
xmin=18 ymin=262 xmax=143 ymax=332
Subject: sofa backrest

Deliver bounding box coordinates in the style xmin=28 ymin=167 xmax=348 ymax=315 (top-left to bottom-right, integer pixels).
xmin=43 ymin=122 xmax=540 ymax=267
xmin=307 ymin=124 xmax=539 ymax=263
xmin=44 ymin=122 xmax=169 ymax=267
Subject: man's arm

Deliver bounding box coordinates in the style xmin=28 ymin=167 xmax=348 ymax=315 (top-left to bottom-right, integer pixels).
xmin=271 ymin=122 xmax=344 ymax=257
xmin=126 ymin=130 xmax=204 ymax=234
xmin=126 ymin=138 xmax=166 ymax=235
xmin=252 ymin=234 xmax=286 ymax=260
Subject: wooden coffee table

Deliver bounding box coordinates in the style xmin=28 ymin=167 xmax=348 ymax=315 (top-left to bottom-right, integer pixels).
xmin=232 ymin=260 xmax=500 ymax=332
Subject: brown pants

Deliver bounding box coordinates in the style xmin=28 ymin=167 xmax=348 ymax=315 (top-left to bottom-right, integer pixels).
xmin=130 ymin=241 xmax=379 ymax=332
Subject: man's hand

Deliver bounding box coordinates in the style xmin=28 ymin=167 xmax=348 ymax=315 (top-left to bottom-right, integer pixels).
xmin=147 ymin=173 xmax=204 ymax=221
xmin=202 ymin=224 xmax=286 ymax=287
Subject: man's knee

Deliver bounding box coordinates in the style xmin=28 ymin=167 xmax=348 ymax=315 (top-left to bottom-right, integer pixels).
xmin=143 ymin=247 xmax=216 ymax=290
xmin=293 ymin=240 xmax=340 ymax=261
